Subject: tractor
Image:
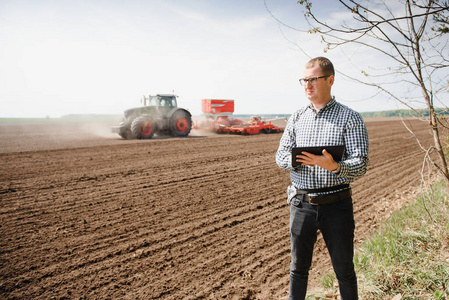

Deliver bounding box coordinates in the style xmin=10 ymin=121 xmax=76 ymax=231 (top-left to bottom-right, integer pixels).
xmin=111 ymin=94 xmax=192 ymax=139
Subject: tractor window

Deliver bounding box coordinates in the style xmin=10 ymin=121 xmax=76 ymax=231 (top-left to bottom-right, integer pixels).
xmin=160 ymin=97 xmax=175 ymax=108
xmin=160 ymin=99 xmax=169 ymax=107
xmin=149 ymin=97 xmax=160 ymax=106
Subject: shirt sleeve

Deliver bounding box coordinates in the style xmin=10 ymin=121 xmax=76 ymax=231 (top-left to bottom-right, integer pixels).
xmin=337 ymin=112 xmax=369 ymax=179
xmin=276 ymin=114 xmax=297 ymax=171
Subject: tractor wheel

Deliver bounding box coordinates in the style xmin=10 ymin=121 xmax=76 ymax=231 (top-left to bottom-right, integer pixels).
xmin=170 ymin=111 xmax=192 ymax=137
xmin=119 ymin=128 xmax=132 ymax=139
xmin=131 ymin=116 xmax=157 ymax=139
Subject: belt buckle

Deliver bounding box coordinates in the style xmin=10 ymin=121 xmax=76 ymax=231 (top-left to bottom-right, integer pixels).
xmin=306 ymin=194 xmax=320 ymax=205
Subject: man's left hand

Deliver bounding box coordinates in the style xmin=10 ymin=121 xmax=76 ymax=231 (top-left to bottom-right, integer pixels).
xmin=296 ymin=149 xmax=339 ymax=172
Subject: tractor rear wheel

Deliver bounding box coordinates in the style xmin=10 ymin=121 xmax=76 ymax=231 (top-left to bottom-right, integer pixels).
xmin=170 ymin=111 xmax=192 ymax=137
xmin=131 ymin=116 xmax=157 ymax=139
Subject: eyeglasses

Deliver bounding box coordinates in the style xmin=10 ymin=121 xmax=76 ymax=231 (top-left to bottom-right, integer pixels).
xmin=299 ymin=75 xmax=331 ymax=86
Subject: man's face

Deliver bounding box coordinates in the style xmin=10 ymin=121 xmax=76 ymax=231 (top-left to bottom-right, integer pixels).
xmin=302 ymin=66 xmax=334 ymax=103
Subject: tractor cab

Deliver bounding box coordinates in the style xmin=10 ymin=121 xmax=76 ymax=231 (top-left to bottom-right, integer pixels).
xmin=143 ymin=94 xmax=177 ymax=108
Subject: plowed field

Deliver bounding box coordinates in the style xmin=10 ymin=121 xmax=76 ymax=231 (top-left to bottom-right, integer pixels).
xmin=0 ymin=118 xmax=439 ymax=299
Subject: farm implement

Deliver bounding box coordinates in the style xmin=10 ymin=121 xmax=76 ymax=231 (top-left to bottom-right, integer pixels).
xmin=193 ymin=99 xmax=284 ymax=135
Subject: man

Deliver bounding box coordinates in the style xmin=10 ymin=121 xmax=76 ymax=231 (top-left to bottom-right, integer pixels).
xmin=276 ymin=57 xmax=369 ymax=300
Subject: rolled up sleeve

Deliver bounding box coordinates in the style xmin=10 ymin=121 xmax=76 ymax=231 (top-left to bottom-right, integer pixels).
xmin=338 ymin=114 xmax=369 ymax=179
xmin=276 ymin=115 xmax=296 ymax=171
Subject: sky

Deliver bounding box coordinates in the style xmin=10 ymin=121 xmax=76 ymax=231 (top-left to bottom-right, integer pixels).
xmin=0 ymin=0 xmax=415 ymax=118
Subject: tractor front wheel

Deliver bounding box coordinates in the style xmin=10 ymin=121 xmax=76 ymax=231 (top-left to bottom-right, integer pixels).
xmin=119 ymin=128 xmax=132 ymax=139
xmin=131 ymin=116 xmax=157 ymax=139
xmin=170 ymin=111 xmax=192 ymax=137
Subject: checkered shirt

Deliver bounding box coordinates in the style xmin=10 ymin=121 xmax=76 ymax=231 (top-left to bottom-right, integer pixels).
xmin=276 ymin=97 xmax=369 ymax=194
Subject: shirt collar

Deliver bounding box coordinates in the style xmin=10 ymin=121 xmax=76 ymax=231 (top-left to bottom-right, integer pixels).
xmin=307 ymin=96 xmax=336 ymax=114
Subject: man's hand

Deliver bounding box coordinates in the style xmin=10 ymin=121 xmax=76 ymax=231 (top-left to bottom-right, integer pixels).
xmin=296 ymin=149 xmax=339 ymax=172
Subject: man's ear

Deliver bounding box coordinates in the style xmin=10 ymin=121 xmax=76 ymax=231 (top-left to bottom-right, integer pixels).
xmin=329 ymin=74 xmax=335 ymax=86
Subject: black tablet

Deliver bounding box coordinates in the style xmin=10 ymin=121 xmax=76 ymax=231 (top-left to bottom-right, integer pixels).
xmin=291 ymin=145 xmax=345 ymax=167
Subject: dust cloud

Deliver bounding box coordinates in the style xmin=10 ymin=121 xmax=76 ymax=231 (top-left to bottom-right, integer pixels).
xmin=0 ymin=120 xmax=123 ymax=153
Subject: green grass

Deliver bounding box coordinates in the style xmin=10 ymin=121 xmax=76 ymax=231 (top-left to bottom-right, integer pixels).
xmin=355 ymin=180 xmax=449 ymax=299
xmin=311 ymin=180 xmax=449 ymax=299
xmin=359 ymin=108 xmax=448 ymax=118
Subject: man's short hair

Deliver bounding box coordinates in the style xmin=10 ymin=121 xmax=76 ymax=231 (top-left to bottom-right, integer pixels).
xmin=305 ymin=57 xmax=335 ymax=76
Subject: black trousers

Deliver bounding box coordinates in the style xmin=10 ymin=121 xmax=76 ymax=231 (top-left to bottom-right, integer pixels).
xmin=289 ymin=195 xmax=358 ymax=300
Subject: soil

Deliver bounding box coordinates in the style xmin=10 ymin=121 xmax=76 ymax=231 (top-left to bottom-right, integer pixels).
xmin=0 ymin=118 xmax=439 ymax=299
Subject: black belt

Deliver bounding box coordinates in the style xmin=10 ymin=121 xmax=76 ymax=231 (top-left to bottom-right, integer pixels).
xmin=304 ymin=189 xmax=352 ymax=205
